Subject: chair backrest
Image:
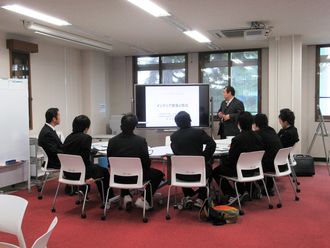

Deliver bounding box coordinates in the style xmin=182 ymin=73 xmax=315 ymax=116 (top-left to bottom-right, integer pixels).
xmin=273 ymin=146 xmax=293 ymax=176
xmin=31 ymin=217 xmax=58 ymax=248
xmin=38 ymin=146 xmax=49 ymax=170
xmin=57 ymin=154 xmax=86 ymax=185
xmin=108 ymin=157 xmax=144 ymax=187
xmin=165 ymin=136 xmax=171 ymax=146
xmin=170 ymin=155 xmax=206 ymax=187
xmin=0 ymin=195 xmax=28 ymax=248
xmin=236 ymin=150 xmax=265 ymax=182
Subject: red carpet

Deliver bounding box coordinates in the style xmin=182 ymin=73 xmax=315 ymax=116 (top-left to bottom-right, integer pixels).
xmin=1 ymin=164 xmax=329 ymax=248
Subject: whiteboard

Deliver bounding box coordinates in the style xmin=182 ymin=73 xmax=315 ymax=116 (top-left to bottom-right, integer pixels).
xmin=0 ymin=79 xmax=29 ymax=188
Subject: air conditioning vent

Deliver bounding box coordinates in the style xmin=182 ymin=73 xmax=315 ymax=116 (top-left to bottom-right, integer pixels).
xmin=208 ymin=29 xmax=245 ymax=39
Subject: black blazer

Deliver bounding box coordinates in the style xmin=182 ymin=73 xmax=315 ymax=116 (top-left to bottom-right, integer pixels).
xmin=63 ymin=132 xmax=93 ymax=178
xmin=38 ymin=124 xmax=63 ymax=169
xmin=107 ymin=132 xmax=151 ymax=173
xmin=170 ymin=127 xmax=216 ymax=165
xmin=278 ymin=126 xmax=299 ymax=148
xmin=226 ymin=130 xmax=264 ymax=168
xmin=217 ymin=97 xmax=245 ymax=139
xmin=256 ymin=126 xmax=283 ymax=172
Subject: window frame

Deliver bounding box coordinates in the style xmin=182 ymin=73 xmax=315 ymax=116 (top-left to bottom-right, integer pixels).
xmin=315 ymin=44 xmax=330 ymax=121
xmin=198 ymin=48 xmax=262 ymax=118
xmin=133 ymin=53 xmax=188 ymax=85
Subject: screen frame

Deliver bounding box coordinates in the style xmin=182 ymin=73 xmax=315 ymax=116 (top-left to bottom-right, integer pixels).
xmin=134 ymin=84 xmax=210 ymax=129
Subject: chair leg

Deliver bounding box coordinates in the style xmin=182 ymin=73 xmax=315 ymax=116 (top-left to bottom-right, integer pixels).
xmin=271 ymin=177 xmax=282 ymax=208
xmin=101 ymin=187 xmax=111 ymax=220
xmin=51 ymin=182 xmax=61 ymax=212
xmin=142 ymin=188 xmax=148 ymax=223
xmin=233 ymin=182 xmax=243 ymax=214
xmin=288 ymin=174 xmax=300 ymax=201
xmin=100 ymin=180 xmax=105 ymax=205
xmin=291 ymin=169 xmax=301 ymax=192
xmin=166 ymin=185 xmax=172 ymax=220
xmin=81 ymin=185 xmax=88 ymax=219
xmin=260 ymin=179 xmax=273 ymax=209
xmin=38 ymin=171 xmax=49 ymax=199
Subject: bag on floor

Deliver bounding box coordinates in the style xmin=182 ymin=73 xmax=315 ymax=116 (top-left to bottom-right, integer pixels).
xmin=199 ymin=197 xmax=239 ymax=225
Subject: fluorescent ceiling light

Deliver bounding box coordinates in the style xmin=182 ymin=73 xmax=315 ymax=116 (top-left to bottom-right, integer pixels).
xmin=127 ymin=0 xmax=170 ymax=17
xmin=2 ymin=4 xmax=70 ymax=26
xmin=184 ymin=30 xmax=210 ymax=43
xmin=23 ymin=22 xmax=112 ymax=52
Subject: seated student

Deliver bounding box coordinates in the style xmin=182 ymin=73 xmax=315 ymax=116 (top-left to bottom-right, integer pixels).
xmin=170 ymin=111 xmax=216 ymax=208
xmin=213 ymin=111 xmax=264 ymax=203
xmin=253 ymin=113 xmax=283 ymax=194
xmin=278 ymin=108 xmax=299 ymax=148
xmin=107 ymin=113 xmax=164 ymax=211
xmin=38 ymin=108 xmax=63 ymax=169
xmin=63 ymin=115 xmax=113 ymax=203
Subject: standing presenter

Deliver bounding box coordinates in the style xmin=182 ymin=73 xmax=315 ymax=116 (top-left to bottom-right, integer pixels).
xmin=217 ymin=86 xmax=245 ymax=139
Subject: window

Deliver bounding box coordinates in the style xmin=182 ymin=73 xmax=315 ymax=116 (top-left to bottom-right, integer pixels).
xmin=133 ymin=54 xmax=187 ymax=84
xmin=200 ymin=50 xmax=261 ymax=116
xmin=316 ymin=45 xmax=330 ymax=121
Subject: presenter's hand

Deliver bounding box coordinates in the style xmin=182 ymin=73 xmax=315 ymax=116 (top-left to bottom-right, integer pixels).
xmin=218 ymin=112 xmax=224 ymax=119
xmin=223 ymin=114 xmax=230 ymax=121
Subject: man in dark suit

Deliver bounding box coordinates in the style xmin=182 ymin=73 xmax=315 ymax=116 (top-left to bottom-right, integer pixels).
xmin=217 ymin=86 xmax=245 ymax=139
xmin=213 ymin=111 xmax=264 ymax=198
xmin=63 ymin=115 xmax=112 ymax=203
xmin=38 ymin=108 xmax=63 ymax=169
xmin=278 ymin=108 xmax=299 ymax=148
xmin=254 ymin=113 xmax=282 ymax=194
xmin=171 ymin=111 xmax=216 ymax=207
xmin=107 ymin=113 xmax=164 ymax=211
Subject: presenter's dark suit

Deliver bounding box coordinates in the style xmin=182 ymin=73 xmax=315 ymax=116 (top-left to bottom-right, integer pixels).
xmin=213 ymin=130 xmax=264 ymax=195
xmin=107 ymin=132 xmax=164 ymax=204
xmin=217 ymin=97 xmax=244 ymax=139
xmin=278 ymin=126 xmax=299 ymax=148
xmin=170 ymin=127 xmax=216 ymax=200
xmin=63 ymin=132 xmax=112 ymax=201
xmin=38 ymin=124 xmax=63 ymax=169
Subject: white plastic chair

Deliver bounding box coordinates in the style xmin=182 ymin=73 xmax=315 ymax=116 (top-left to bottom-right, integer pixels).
xmin=102 ymin=157 xmax=152 ymax=223
xmin=0 ymin=195 xmax=28 ymax=248
xmin=0 ymin=217 xmax=58 ymax=248
xmin=31 ymin=217 xmax=58 ymax=248
xmin=220 ymin=150 xmax=273 ymax=215
xmin=51 ymin=154 xmax=104 ymax=219
xmin=264 ymin=147 xmax=300 ymax=208
xmin=165 ymin=155 xmax=209 ymax=220
xmin=37 ymin=146 xmax=60 ymax=200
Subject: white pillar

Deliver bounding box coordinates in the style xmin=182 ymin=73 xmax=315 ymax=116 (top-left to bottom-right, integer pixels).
xmin=268 ymin=35 xmax=302 ymax=151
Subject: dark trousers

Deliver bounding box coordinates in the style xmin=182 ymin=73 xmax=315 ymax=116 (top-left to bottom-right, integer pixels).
xmin=178 ymin=165 xmax=212 ymax=200
xmin=64 ymin=165 xmax=112 ymax=201
xmin=118 ymin=168 xmax=164 ymax=204
xmin=213 ymin=163 xmax=246 ymax=196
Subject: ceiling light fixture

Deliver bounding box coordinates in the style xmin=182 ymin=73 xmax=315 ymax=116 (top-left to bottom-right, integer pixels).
xmin=2 ymin=4 xmax=70 ymax=26
xmin=183 ymin=30 xmax=210 ymax=43
xmin=127 ymin=0 xmax=170 ymax=17
xmin=23 ymin=21 xmax=112 ymax=52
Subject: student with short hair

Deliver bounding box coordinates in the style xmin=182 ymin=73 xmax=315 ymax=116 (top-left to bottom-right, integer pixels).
xmin=107 ymin=113 xmax=164 ymax=211
xmin=170 ymin=111 xmax=216 ymax=208
xmin=38 ymin=108 xmax=63 ymax=169
xmin=213 ymin=111 xmax=264 ymax=203
xmin=278 ymin=108 xmax=299 ymax=148
xmin=63 ymin=115 xmax=113 ymax=203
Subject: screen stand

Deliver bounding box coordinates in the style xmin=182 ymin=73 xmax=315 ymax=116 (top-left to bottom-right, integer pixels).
xmin=210 ymin=97 xmax=214 ymax=138
xmin=307 ymin=105 xmax=329 ymax=175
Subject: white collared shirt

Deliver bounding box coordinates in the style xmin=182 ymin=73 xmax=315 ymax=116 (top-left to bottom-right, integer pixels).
xmin=226 ymin=97 xmax=234 ymax=106
xmin=45 ymin=123 xmax=55 ymax=131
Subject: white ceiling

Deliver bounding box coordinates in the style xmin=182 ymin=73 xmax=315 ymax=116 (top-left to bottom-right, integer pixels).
xmin=0 ymin=0 xmax=330 ymax=56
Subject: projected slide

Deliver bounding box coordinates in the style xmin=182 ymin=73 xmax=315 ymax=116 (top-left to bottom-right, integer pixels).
xmin=145 ymin=86 xmax=199 ymax=127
